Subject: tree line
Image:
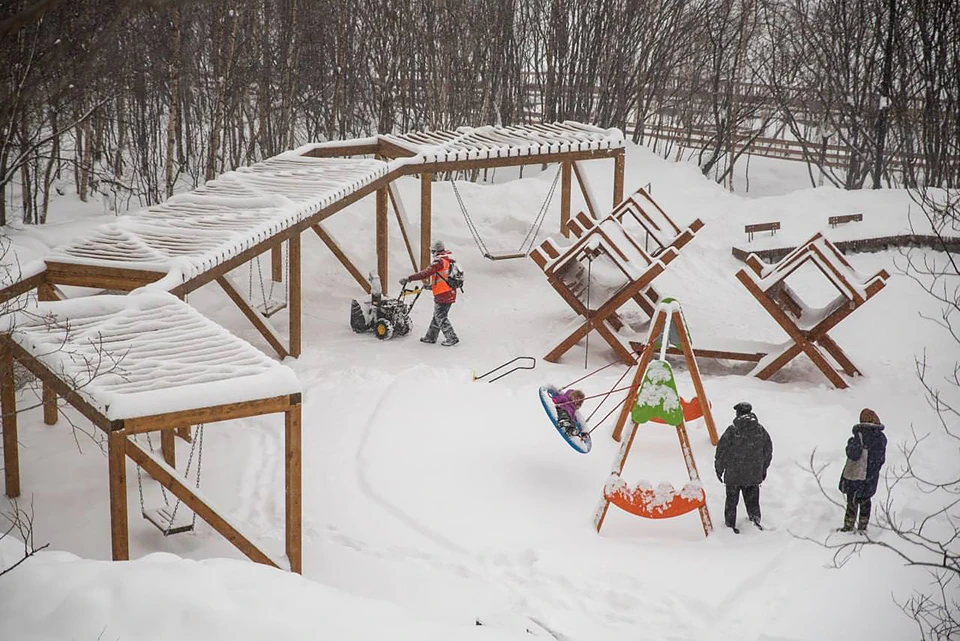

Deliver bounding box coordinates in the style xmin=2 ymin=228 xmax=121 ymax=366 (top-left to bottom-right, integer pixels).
xmin=1 ymin=0 xmax=958 ymax=226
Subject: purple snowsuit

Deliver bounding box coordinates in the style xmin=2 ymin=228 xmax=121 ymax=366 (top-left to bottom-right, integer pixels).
xmin=552 ymin=390 xmax=580 ymax=427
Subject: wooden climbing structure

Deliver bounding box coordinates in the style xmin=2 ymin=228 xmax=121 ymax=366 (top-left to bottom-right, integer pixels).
xmin=735 ymin=232 xmax=889 ymax=389
xmin=593 ymin=301 xmax=715 ymax=537
xmin=529 ymin=187 xmax=704 ymax=365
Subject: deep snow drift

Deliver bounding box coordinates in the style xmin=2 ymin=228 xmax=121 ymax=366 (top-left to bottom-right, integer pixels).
xmin=1 ymin=143 xmax=956 ymax=641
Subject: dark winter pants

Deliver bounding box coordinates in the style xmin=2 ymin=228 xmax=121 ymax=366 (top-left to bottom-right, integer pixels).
xmin=843 ymin=495 xmax=871 ymax=531
xmin=725 ymin=484 xmax=761 ymax=528
xmin=423 ymin=302 xmax=457 ymax=342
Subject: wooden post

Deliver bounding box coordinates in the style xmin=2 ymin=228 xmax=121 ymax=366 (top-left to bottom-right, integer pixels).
xmin=108 ymin=429 xmax=129 ymax=561
xmin=1 ymin=340 xmax=20 ymax=498
xmin=377 ymin=186 xmax=388 ymax=295
xmin=285 ymin=404 xmax=302 ymax=574
xmin=560 ymin=162 xmax=572 ymax=237
xmin=614 ymin=150 xmax=625 ymax=207
xmin=612 ymin=312 xmax=664 ymax=442
xmin=38 ymin=283 xmax=58 ymax=425
xmin=420 ymin=173 xmax=432 ymax=269
xmin=271 ymin=244 xmax=283 ymax=283
xmin=289 ymin=234 xmax=301 ymax=358
xmin=672 ymin=310 xmax=719 ymax=445
xmin=160 ymin=429 xmax=176 ymax=469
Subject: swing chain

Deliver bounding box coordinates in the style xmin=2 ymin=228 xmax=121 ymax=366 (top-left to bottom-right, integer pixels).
xmin=166 ymin=424 xmax=204 ymax=530
xmin=450 ymin=165 xmax=562 ymax=259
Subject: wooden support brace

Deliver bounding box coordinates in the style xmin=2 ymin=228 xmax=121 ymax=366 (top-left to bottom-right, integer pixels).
xmin=312 ymin=224 xmax=370 ymax=293
xmin=126 ymin=439 xmax=282 ymax=569
xmin=215 ymin=276 xmax=289 ymax=360
xmin=2 ymin=340 xmax=20 ymax=498
xmin=561 ymin=162 xmax=572 ymax=237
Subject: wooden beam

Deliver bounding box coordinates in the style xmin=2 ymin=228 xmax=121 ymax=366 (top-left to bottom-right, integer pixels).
xmin=285 ymin=404 xmax=302 ymax=574
xmin=271 ymin=244 xmax=282 ymax=283
xmin=301 ymin=142 xmax=380 ymax=157
xmin=289 ymin=233 xmax=301 ymax=358
xmin=377 ymin=138 xmax=418 ymax=159
xmin=215 ymin=276 xmax=289 ymax=360
xmin=561 ymin=162 xmax=572 ymax=237
xmin=122 ymin=394 xmax=299 ymax=434
xmin=108 ymin=430 xmax=129 ymax=561
xmin=613 ymin=151 xmax=625 ymax=206
xmin=311 ymin=224 xmax=370 ymax=293
xmin=377 ymin=187 xmax=388 ymax=296
xmin=0 ymin=269 xmax=46 ymax=307
xmin=2 ymin=340 xmax=20 ymax=498
xmin=45 ymin=262 xmax=165 ymax=291
xmin=126 ymin=439 xmax=281 ymax=569
xmin=7 ymin=340 xmax=114 ymax=433
xmin=407 ymin=147 xmax=622 ymax=175
xmin=672 ymin=310 xmax=719 ymax=445
xmin=420 ymin=173 xmax=432 ymax=269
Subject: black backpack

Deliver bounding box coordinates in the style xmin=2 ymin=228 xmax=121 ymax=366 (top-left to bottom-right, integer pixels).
xmin=443 ymin=261 xmax=464 ymax=292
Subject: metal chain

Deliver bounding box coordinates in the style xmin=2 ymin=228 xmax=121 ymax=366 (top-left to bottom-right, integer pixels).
xmin=166 ymin=424 xmax=203 ymax=530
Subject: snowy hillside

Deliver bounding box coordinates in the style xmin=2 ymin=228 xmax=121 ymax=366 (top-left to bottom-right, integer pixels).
xmin=1 ymin=143 xmax=956 ymax=641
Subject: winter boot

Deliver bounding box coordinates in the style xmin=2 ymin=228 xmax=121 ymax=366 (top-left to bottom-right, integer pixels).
xmin=839 ymin=500 xmax=857 ymax=532
xmin=856 ymin=501 xmax=871 ymax=532
xmin=420 ymin=336 xmax=437 ymax=344
xmin=441 ymin=337 xmax=459 ymax=347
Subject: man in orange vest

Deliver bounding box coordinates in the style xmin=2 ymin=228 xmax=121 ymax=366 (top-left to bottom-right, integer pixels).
xmin=400 ymin=240 xmax=459 ymax=346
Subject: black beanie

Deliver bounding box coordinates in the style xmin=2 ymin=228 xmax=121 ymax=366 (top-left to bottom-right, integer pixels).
xmin=734 ymin=401 xmax=753 ymax=416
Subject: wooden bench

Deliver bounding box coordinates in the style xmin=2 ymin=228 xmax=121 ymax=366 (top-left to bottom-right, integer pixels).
xmin=745 ymin=221 xmax=780 ymax=242
xmin=829 ymin=213 xmax=863 ymax=228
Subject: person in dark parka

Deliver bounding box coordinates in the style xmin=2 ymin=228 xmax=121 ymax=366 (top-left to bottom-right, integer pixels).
xmin=838 ymin=408 xmax=887 ymax=532
xmin=715 ymin=402 xmax=774 ymax=531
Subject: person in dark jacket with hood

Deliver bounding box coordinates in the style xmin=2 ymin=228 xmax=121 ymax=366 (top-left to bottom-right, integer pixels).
xmin=838 ymin=408 xmax=887 ymax=532
xmin=715 ymin=402 xmax=774 ymax=532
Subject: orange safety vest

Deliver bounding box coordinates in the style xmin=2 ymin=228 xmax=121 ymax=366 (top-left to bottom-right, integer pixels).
xmin=431 ymin=256 xmax=453 ymax=296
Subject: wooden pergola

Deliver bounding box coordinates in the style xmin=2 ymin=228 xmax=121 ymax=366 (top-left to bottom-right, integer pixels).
xmin=1 ymin=292 xmax=303 ymax=572
xmin=4 ymin=123 xmax=623 ymax=363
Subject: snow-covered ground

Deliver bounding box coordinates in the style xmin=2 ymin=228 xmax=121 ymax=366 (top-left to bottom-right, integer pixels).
xmin=1 ymin=143 xmax=956 ymax=641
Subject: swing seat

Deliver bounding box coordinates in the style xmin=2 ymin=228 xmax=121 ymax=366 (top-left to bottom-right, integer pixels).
xmin=649 ymin=396 xmax=706 ymax=425
xmin=603 ymin=476 xmax=705 ymax=519
xmin=143 ymin=506 xmax=194 ymax=536
xmin=539 ymin=385 xmax=591 ymax=454
xmin=484 ymin=251 xmax=528 ymax=261
xmin=256 ymin=297 xmax=287 ymax=318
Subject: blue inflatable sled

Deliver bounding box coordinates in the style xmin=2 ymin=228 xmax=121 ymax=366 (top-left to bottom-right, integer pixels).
xmin=539 ymin=385 xmax=592 ymax=454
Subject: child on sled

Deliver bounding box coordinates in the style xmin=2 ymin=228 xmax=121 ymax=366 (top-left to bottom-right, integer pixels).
xmin=553 ymin=389 xmax=586 ymax=436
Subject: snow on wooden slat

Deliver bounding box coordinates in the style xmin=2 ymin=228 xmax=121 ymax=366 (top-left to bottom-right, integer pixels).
xmin=45 ymin=157 xmax=388 ymax=283
xmin=9 ymin=292 xmax=300 ymax=420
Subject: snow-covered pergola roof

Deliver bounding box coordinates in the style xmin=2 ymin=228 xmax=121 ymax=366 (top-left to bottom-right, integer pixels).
xmin=7 ymin=291 xmax=301 ymax=422
xmin=45 ymin=155 xmax=388 ymax=286
xmin=377 ymin=122 xmax=624 ymax=163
